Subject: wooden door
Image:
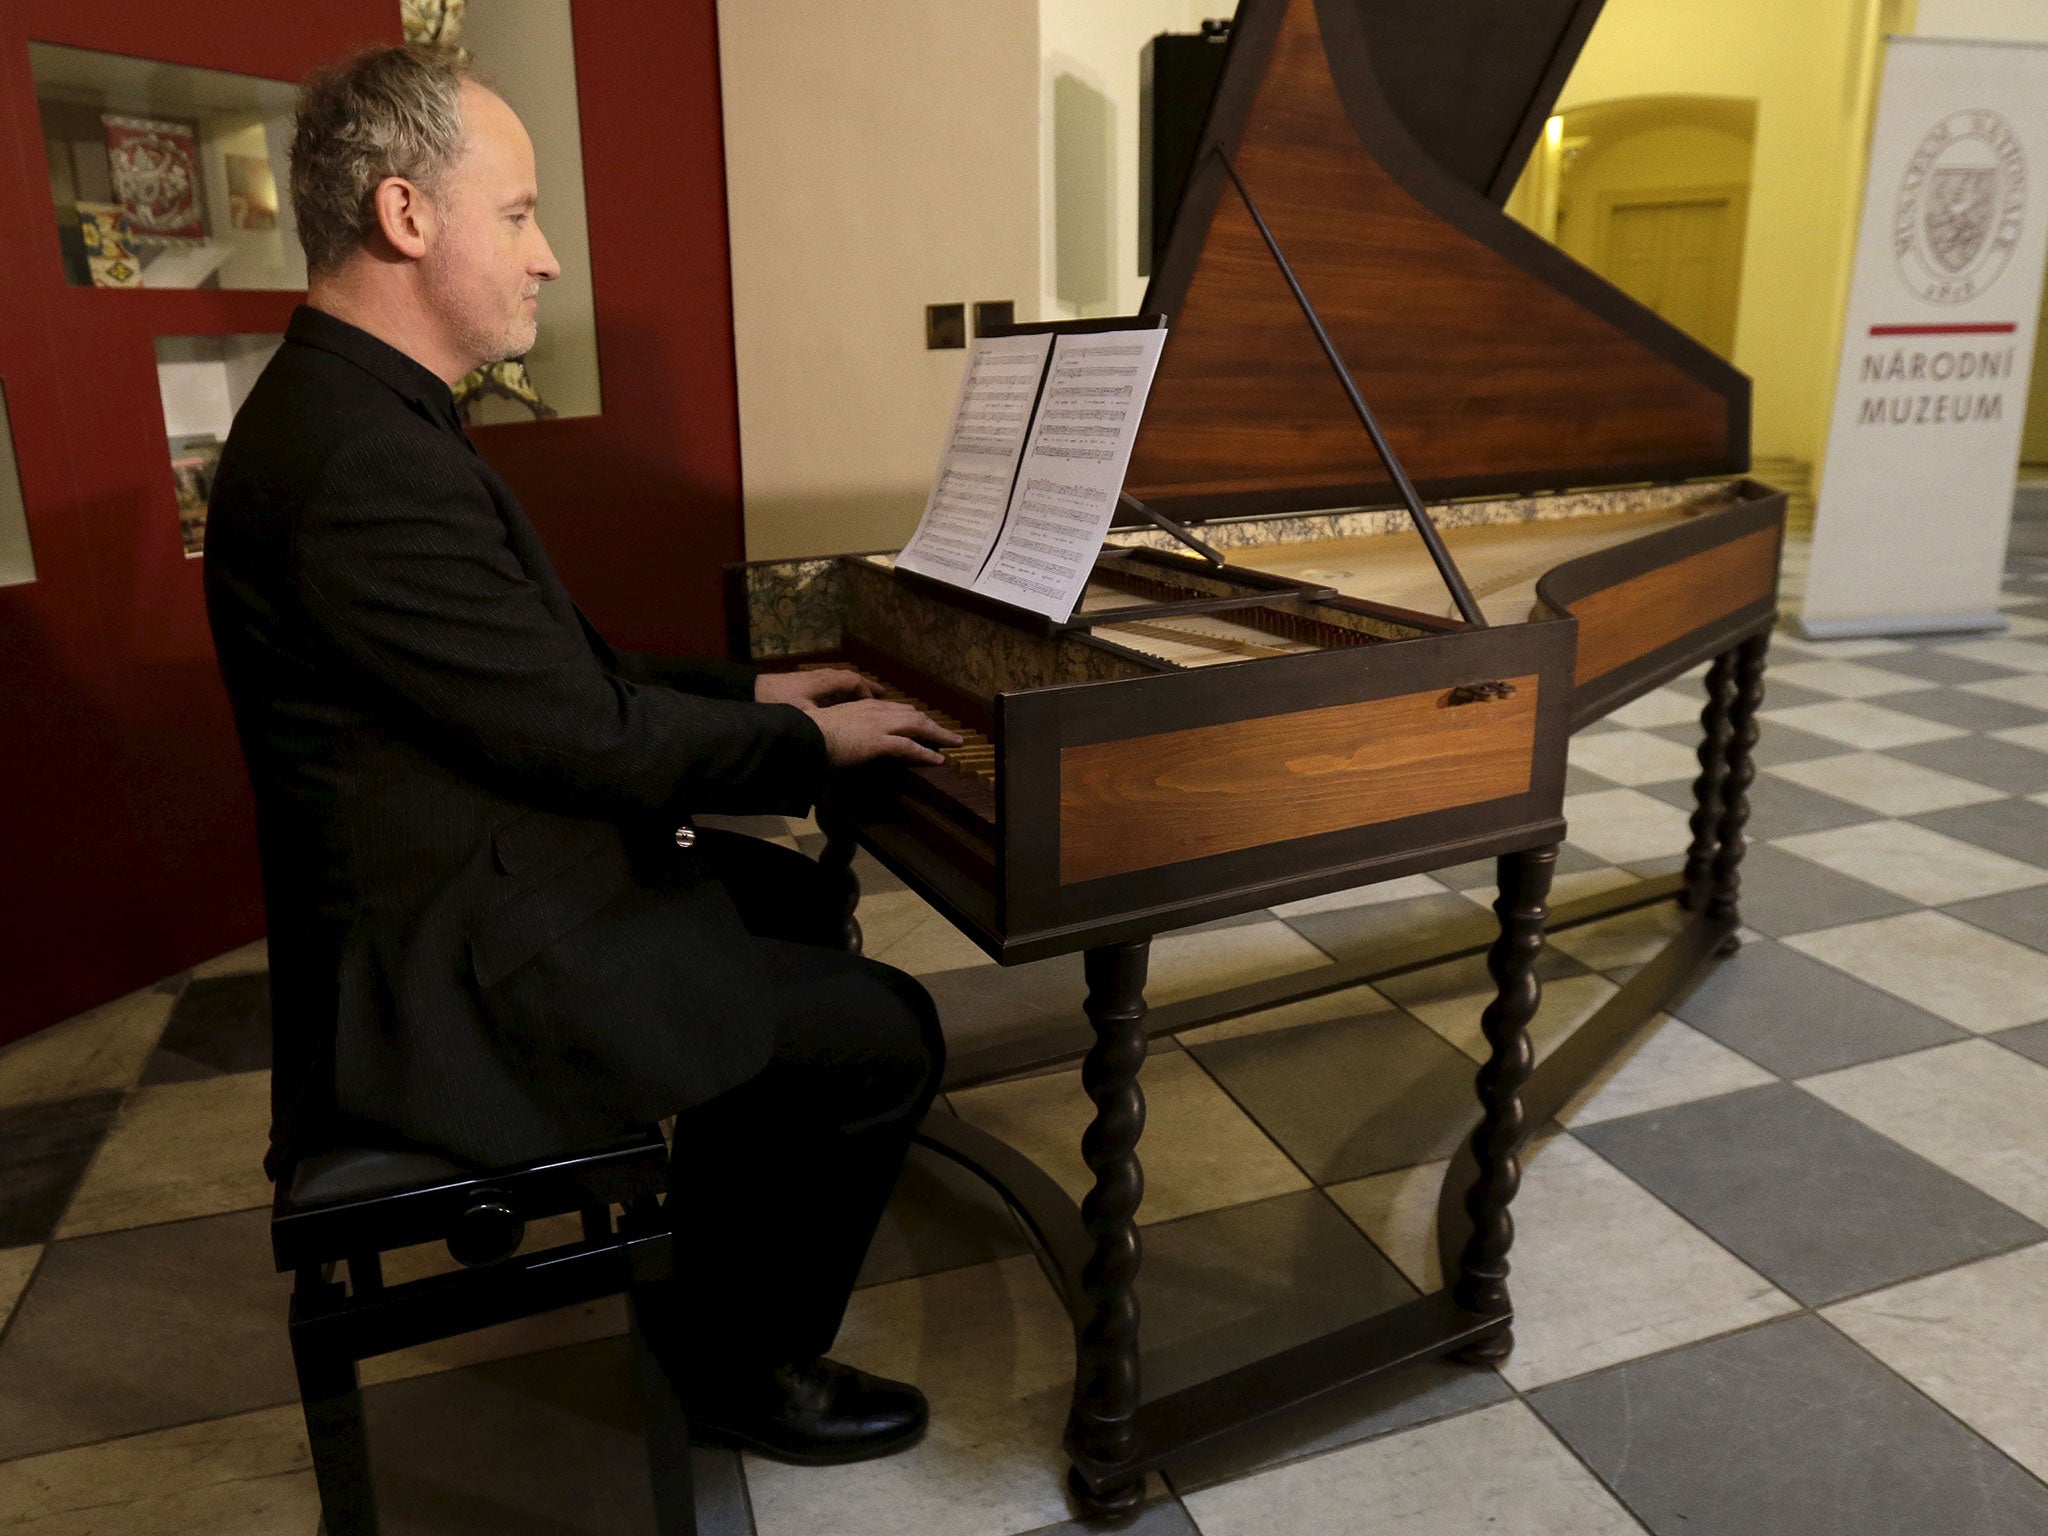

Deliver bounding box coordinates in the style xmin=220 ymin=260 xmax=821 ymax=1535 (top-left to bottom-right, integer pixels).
xmin=1600 ymin=185 xmax=1747 ymax=358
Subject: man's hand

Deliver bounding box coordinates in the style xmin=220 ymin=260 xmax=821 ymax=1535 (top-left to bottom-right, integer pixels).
xmin=755 ymin=668 xmax=876 ymax=709
xmin=809 ymin=699 xmax=963 ymax=769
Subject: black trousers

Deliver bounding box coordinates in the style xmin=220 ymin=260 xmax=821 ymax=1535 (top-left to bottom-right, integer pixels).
xmin=664 ymin=829 xmax=944 ymax=1370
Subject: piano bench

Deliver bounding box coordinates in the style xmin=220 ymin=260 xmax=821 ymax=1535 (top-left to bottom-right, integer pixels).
xmin=270 ymin=1127 xmax=698 ymax=1535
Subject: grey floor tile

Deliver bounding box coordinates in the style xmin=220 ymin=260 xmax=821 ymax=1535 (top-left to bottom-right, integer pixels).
xmin=0 ymin=1208 xmax=298 ymax=1459
xmin=1020 ymin=1498 xmax=1197 ymax=1536
xmin=1741 ymin=678 xmax=1835 ymax=711
xmin=1652 ymin=719 xmax=1854 ymax=769
xmin=1564 ymin=765 xmax=1615 ymax=795
xmin=1891 ymin=734 xmax=2048 ymax=795
xmin=140 ymin=972 xmax=272 ymax=1085
xmin=1138 ymin=1190 xmax=1416 ymax=1403
xmin=1709 ymin=842 xmax=1917 ymax=938
xmin=1574 ymin=1083 xmax=2043 ymax=1305
xmin=1531 ymin=1313 xmax=2048 ymax=1536
xmin=1432 ymin=846 xmax=1605 ymax=893
xmin=1994 ymin=1020 xmax=2048 ymax=1067
xmin=1640 ymin=775 xmax=1871 ymax=841
xmin=0 ymin=1091 xmax=122 ymax=1246
xmin=1943 ymin=884 xmax=2048 ymax=951
xmin=1859 ymin=650 xmax=2023 ymax=686
xmin=1880 ymin=686 xmax=2048 ymax=733
xmin=1669 ymin=937 xmax=1964 ymax=1077
xmin=1281 ymin=892 xmax=1498 ymax=966
xmin=1913 ymin=797 xmax=2048 ymax=867
xmin=920 ymin=952 xmax=1091 ymax=1067
xmin=1162 ymin=1358 xmax=1508 ymax=1493
xmin=1187 ymin=1011 xmax=1484 ymax=1182
xmin=362 ymin=1336 xmax=755 ymax=1535
xmin=854 ymin=1142 xmax=1029 ymax=1289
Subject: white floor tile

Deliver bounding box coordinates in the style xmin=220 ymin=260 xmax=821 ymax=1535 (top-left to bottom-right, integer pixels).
xmin=1547 ymin=901 xmax=1689 ymax=973
xmin=1758 ymin=701 xmax=1966 ymax=750
xmin=1788 ymin=910 xmax=2048 ymax=1028
xmin=1561 ymin=788 xmax=1695 ymax=866
xmin=1567 ymin=730 xmax=1705 ymax=786
xmin=1269 ymin=873 xmax=1449 ymax=918
xmin=1802 ymin=1040 xmax=2048 ymax=1221
xmin=1766 ymin=752 xmax=2004 ymax=815
xmin=1147 ymin=921 xmax=1332 ymax=1007
xmin=57 ymin=1072 xmax=273 ymax=1239
xmin=1963 ymin=674 xmax=2048 ymax=710
xmin=1457 ymin=867 xmax=1640 ymax=911
xmin=1773 ymin=822 xmax=2048 ymax=905
xmin=1768 ymin=658 xmax=1925 ymax=698
xmin=1556 ymin=1014 xmax=1778 ymax=1127
xmin=1175 ymin=982 xmax=1397 ymax=1048
xmin=1408 ymin=972 xmax=1618 ymax=1067
xmin=1938 ymin=638 xmax=2048 ymax=673
xmin=1826 ymin=1242 xmax=2048 ymax=1482
xmin=746 ymin=1255 xmax=1079 ymax=1536
xmin=0 ymin=987 xmax=172 ymax=1112
xmin=1608 ymin=688 xmax=1706 ymax=730
xmin=1331 ymin=1134 xmax=1794 ymax=1388
xmin=950 ymin=1050 xmax=1309 ymax=1226
xmin=1991 ymin=722 xmax=2048 ymax=754
xmin=188 ymin=939 xmax=269 ymax=979
xmin=861 ymin=889 xmax=996 ymax=975
xmin=0 ymin=1404 xmax=318 ymax=1536
xmin=0 ymin=1246 xmax=39 ymax=1335
xmin=1180 ymin=1399 xmax=1642 ymax=1536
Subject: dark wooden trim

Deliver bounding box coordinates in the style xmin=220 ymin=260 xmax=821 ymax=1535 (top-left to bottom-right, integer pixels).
xmin=1311 ymin=0 xmax=1747 ymax=446
xmin=1480 ymin=0 xmax=1610 ymax=203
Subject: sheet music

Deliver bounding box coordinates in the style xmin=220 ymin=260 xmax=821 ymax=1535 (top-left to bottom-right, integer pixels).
xmin=974 ymin=328 xmax=1168 ymax=620
xmin=894 ymin=333 xmax=1053 ymax=586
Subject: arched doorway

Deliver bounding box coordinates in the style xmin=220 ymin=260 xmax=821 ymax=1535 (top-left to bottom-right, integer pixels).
xmin=1510 ymin=95 xmax=1758 ymax=360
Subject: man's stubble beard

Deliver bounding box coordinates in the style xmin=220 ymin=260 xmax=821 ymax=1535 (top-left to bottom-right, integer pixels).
xmin=425 ymin=248 xmax=538 ymax=371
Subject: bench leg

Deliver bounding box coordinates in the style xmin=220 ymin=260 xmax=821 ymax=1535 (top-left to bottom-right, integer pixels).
xmin=291 ymin=1278 xmax=378 ymax=1536
xmin=629 ymin=1290 xmax=699 ymax=1535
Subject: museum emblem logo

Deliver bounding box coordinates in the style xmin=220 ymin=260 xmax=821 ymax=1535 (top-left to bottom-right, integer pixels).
xmin=1895 ymin=109 xmax=2027 ymax=303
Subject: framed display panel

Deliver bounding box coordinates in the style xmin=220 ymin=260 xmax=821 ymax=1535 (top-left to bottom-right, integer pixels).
xmin=155 ymin=333 xmax=281 ymax=556
xmin=452 ymin=0 xmax=603 ymax=422
xmin=30 ymin=42 xmax=304 ymax=291
xmin=0 ymin=380 xmax=32 ymax=587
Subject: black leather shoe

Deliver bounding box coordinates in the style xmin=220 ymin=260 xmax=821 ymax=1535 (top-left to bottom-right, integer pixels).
xmin=687 ymin=1357 xmax=928 ymax=1465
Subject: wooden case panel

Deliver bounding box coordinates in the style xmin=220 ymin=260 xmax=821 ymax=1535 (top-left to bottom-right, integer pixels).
xmin=1058 ymin=674 xmax=1540 ymax=883
xmin=1126 ymin=0 xmax=1747 ymax=522
xmin=1537 ymin=482 xmax=1786 ymax=725
xmin=996 ymin=618 xmax=1576 ymax=957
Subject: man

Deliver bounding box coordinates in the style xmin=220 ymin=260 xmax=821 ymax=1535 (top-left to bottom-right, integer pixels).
xmin=204 ymin=44 xmax=960 ymax=1464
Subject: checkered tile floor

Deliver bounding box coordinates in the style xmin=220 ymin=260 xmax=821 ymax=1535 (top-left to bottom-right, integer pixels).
xmin=12 ymin=560 xmax=2048 ymax=1533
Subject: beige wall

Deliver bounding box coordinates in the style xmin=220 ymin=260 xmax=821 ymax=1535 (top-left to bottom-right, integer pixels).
xmin=460 ymin=0 xmax=603 ymax=421
xmin=721 ymin=1 xmax=1042 ymax=560
xmin=1917 ymin=0 xmax=2048 ymax=36
xmin=1039 ymin=0 xmax=1234 ymax=321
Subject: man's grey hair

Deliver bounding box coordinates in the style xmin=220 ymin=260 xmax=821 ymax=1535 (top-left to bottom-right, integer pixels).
xmin=290 ymin=45 xmax=481 ymax=274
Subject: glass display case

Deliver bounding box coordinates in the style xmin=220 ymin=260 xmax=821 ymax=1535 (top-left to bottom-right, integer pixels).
xmin=154 ymin=334 xmax=282 ymax=555
xmin=0 ymin=382 xmax=31 ymax=588
xmin=31 ymin=42 xmax=303 ymax=291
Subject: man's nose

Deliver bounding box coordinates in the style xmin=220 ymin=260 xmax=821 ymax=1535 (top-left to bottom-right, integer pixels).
xmin=534 ymin=229 xmax=562 ymax=281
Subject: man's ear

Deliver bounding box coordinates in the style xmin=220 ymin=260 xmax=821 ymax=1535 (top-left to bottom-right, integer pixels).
xmin=369 ymin=176 xmax=433 ymax=261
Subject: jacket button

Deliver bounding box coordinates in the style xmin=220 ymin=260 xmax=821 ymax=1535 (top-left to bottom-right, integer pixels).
xmin=673 ymin=827 xmax=697 ymax=850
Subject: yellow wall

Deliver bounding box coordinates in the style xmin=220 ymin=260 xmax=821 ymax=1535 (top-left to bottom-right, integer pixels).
xmin=719 ymin=1 xmax=1042 ymax=560
xmin=1543 ymin=0 xmax=1906 ymax=468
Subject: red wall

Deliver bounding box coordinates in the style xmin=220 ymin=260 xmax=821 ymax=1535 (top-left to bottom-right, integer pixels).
xmin=0 ymin=1 xmax=744 ymax=1045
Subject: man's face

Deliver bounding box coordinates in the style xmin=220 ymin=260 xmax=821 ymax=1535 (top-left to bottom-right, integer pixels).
xmin=420 ymin=84 xmax=560 ymax=370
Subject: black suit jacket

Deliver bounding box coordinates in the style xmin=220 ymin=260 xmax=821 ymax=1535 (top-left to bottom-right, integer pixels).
xmin=205 ymin=306 xmax=827 ymax=1174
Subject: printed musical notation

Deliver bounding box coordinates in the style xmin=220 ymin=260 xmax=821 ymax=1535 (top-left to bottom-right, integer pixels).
xmin=896 ymin=326 xmax=1167 ymax=621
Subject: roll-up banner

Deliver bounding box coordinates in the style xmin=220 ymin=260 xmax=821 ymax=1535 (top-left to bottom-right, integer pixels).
xmin=1801 ymin=35 xmax=2048 ymax=639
